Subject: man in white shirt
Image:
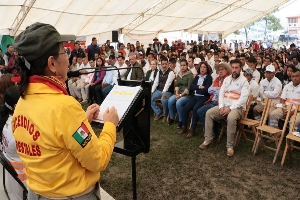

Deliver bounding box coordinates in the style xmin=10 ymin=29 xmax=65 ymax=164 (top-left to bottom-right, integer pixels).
xmin=247 ymin=56 xmax=260 ymax=83
xmin=268 ymin=68 xmax=300 ymax=129
xmin=69 ymin=57 xmax=90 ymax=101
xmin=188 ymin=57 xmax=197 ymax=76
xmin=98 ymin=56 xmax=128 ymax=101
xmin=240 ymin=53 xmax=249 ymax=70
xmin=253 ymin=65 xmax=282 ymax=120
xmin=151 ymin=57 xmax=175 ymax=122
xmin=143 ymin=53 xmax=154 ymax=74
xmin=200 ymin=59 xmax=250 ymax=157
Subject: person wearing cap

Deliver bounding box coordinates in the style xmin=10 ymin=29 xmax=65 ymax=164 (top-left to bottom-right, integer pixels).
xmin=161 ymin=38 xmax=170 ymax=52
xmin=197 ymin=62 xmax=231 ymax=137
xmin=194 ymin=57 xmax=201 ymax=72
xmin=253 ymin=64 xmax=282 ymax=121
xmin=1 ymin=85 xmax=26 ymax=200
xmin=152 ymin=37 xmax=162 ymax=54
xmin=200 ymin=59 xmax=250 ymax=157
xmin=268 ymin=68 xmax=300 ymax=129
xmin=243 ymin=68 xmax=259 ymax=98
xmin=12 ymin=22 xmax=119 ymax=199
xmin=247 ymin=56 xmax=260 ymax=83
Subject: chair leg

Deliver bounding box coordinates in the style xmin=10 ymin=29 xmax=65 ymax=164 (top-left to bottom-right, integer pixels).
xmin=273 ymin=134 xmax=283 ymax=164
xmin=281 ymin=139 xmax=289 ymax=166
xmin=251 ymin=126 xmax=258 ymax=153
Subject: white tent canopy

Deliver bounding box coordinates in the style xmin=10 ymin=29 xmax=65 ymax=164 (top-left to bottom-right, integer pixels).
xmin=0 ymin=0 xmax=291 ymax=39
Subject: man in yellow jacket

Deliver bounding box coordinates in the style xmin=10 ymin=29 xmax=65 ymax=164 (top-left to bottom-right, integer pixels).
xmin=13 ymin=22 xmax=119 ymax=199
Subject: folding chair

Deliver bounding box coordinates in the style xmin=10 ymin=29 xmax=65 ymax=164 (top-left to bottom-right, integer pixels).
xmin=218 ymin=95 xmax=253 ymax=147
xmin=237 ymin=97 xmax=269 ymax=152
xmin=0 ymin=151 xmax=27 ymax=200
xmin=254 ymin=101 xmax=292 ymax=164
xmin=281 ymin=104 xmax=300 ymax=166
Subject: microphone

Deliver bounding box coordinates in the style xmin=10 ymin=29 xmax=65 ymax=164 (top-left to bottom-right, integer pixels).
xmin=67 ymin=70 xmax=81 ymax=78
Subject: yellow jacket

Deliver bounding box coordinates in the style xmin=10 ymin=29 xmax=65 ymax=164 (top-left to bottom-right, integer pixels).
xmin=12 ymin=78 xmax=116 ymax=198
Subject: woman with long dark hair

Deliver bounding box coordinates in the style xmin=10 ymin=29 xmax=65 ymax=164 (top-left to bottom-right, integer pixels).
xmin=88 ymin=57 xmax=106 ymax=105
xmin=282 ymin=64 xmax=295 ymax=88
xmin=12 ymin=22 xmax=118 ymax=199
xmin=0 ymin=74 xmax=14 ymax=131
xmin=178 ymin=61 xmax=213 ymax=137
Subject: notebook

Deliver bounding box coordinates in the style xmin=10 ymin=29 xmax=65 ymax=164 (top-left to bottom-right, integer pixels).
xmin=94 ymin=85 xmax=143 ymax=126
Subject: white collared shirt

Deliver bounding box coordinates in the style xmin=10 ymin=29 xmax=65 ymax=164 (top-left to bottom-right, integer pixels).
xmin=219 ymin=75 xmax=250 ymax=110
xmin=281 ymin=82 xmax=300 ymax=105
xmin=151 ymin=68 xmax=175 ymax=93
xmin=259 ymin=76 xmax=282 ymax=103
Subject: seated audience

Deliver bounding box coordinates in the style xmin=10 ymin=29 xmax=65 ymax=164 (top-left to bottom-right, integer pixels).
xmin=178 ymin=61 xmax=213 ymax=137
xmin=168 ymin=59 xmax=194 ymax=126
xmin=200 ymin=59 xmax=250 ymax=157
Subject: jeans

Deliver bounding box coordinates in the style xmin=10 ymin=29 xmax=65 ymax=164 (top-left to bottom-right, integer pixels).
xmin=168 ymin=95 xmax=190 ymax=122
xmin=151 ymin=90 xmax=172 ymax=116
xmin=182 ymin=95 xmax=209 ymax=129
xmin=102 ymin=84 xmax=114 ymax=98
xmin=197 ymin=102 xmax=218 ymax=135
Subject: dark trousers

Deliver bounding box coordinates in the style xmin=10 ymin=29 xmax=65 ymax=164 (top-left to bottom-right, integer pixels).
xmin=95 ymin=84 xmax=104 ymax=105
xmin=182 ymin=95 xmax=209 ymax=129
xmin=89 ymin=83 xmax=101 ymax=104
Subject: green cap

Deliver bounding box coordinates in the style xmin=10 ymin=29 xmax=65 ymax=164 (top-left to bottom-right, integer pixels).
xmin=13 ymin=22 xmax=76 ymax=69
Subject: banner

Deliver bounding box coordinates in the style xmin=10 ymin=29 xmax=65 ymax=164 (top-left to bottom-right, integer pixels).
xmin=0 ymin=35 xmax=14 ymax=54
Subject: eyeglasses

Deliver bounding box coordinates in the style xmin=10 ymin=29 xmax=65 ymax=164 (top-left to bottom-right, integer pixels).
xmin=200 ymin=66 xmax=207 ymax=68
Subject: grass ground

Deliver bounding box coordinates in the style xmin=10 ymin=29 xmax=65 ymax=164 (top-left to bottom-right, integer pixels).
xmin=84 ymin=104 xmax=300 ymax=200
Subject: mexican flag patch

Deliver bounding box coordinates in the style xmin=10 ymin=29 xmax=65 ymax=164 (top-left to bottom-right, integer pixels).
xmin=72 ymin=123 xmax=92 ymax=148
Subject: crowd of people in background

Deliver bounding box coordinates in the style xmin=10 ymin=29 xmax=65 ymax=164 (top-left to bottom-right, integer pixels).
xmin=1 ymin=36 xmax=300 ymax=199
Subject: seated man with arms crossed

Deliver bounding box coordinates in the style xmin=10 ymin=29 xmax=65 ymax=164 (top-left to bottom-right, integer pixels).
xmin=199 ymin=59 xmax=250 ymax=157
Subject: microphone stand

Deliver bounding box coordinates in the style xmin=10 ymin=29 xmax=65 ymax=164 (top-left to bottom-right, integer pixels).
xmin=77 ymin=65 xmax=146 ymax=87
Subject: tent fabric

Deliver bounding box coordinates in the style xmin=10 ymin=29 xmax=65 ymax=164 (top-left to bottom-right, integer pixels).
xmin=0 ymin=0 xmax=291 ymax=38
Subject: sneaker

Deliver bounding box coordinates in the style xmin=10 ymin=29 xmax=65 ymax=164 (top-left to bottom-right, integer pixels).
xmin=178 ymin=126 xmax=187 ymax=134
xmin=199 ymin=141 xmax=212 ymax=150
xmin=227 ymin=148 xmax=234 ymax=157
xmin=168 ymin=119 xmax=174 ymax=125
xmin=154 ymin=113 xmax=163 ymax=121
xmin=177 ymin=122 xmax=182 ymax=129
xmin=162 ymin=116 xmax=167 ymax=122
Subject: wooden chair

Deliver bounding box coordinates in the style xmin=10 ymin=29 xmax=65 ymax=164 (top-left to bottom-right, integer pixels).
xmin=281 ymin=104 xmax=300 ymax=166
xmin=218 ymin=95 xmax=253 ymax=147
xmin=237 ymin=97 xmax=269 ymax=152
xmin=254 ymin=101 xmax=292 ymax=164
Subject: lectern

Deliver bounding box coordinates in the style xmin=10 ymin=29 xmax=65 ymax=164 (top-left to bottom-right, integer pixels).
xmin=93 ymin=80 xmax=151 ymax=200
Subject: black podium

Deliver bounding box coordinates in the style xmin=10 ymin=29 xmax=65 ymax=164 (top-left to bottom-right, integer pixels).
xmin=93 ymin=80 xmax=151 ymax=200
